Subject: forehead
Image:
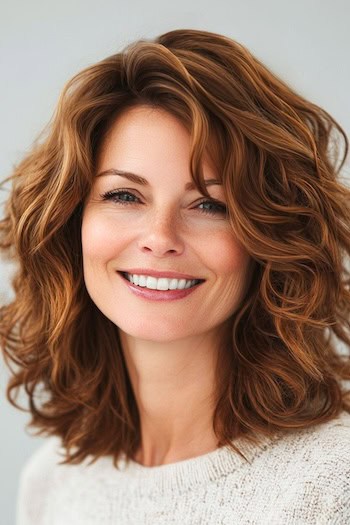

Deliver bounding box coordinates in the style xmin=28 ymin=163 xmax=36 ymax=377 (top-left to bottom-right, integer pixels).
xmin=96 ymin=104 xmax=223 ymax=182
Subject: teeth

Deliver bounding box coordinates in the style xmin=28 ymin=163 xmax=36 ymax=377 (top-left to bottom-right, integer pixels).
xmin=125 ymin=273 xmax=199 ymax=291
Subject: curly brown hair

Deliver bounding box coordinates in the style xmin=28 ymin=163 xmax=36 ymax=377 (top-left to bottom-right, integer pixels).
xmin=1 ymin=28 xmax=350 ymax=468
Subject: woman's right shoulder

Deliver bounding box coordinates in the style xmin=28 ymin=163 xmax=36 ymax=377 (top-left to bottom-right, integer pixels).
xmin=20 ymin=436 xmax=64 ymax=480
xmin=16 ymin=436 xmax=64 ymax=525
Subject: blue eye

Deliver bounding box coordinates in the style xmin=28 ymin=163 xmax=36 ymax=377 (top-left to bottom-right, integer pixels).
xmin=101 ymin=190 xmax=138 ymax=205
xmin=100 ymin=190 xmax=227 ymax=217
xmin=197 ymin=200 xmax=227 ymax=216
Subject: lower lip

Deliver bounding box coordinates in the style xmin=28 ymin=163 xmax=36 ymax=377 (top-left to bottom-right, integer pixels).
xmin=118 ymin=272 xmax=204 ymax=301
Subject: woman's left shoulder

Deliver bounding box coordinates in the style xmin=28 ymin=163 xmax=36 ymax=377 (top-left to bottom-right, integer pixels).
xmin=303 ymin=409 xmax=350 ymax=454
xmin=257 ymin=411 xmax=350 ymax=523
xmin=271 ymin=409 xmax=350 ymax=479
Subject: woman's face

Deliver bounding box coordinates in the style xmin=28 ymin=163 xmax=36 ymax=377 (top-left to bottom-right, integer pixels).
xmin=82 ymin=105 xmax=252 ymax=342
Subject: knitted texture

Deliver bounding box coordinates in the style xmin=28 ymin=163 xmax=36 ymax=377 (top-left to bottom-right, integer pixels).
xmin=16 ymin=411 xmax=350 ymax=524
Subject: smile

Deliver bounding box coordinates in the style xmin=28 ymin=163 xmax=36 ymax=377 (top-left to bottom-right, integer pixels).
xmin=117 ymin=272 xmax=205 ymax=302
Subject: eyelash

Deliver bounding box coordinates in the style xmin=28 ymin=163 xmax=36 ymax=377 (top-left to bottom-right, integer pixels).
xmin=99 ymin=189 xmax=227 ymax=217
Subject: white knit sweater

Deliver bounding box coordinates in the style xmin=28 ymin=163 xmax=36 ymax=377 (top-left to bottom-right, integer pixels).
xmin=16 ymin=411 xmax=350 ymax=524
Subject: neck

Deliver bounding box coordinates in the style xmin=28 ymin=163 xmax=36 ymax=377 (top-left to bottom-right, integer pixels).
xmin=119 ymin=328 xmax=222 ymax=466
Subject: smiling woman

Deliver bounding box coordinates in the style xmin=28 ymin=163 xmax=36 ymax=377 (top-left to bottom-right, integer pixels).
xmin=1 ymin=28 xmax=350 ymax=525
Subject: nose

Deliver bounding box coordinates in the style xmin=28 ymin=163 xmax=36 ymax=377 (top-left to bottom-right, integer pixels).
xmin=137 ymin=208 xmax=185 ymax=257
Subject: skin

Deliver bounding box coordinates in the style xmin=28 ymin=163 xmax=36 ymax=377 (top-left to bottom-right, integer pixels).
xmin=81 ymin=105 xmax=252 ymax=467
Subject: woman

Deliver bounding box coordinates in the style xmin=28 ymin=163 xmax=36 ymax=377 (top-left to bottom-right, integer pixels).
xmin=1 ymin=28 xmax=350 ymax=524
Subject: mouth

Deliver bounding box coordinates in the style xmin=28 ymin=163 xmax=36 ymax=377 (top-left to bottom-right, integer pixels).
xmin=118 ymin=271 xmax=205 ymax=289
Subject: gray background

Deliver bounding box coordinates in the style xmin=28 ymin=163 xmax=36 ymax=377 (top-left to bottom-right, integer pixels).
xmin=1 ymin=0 xmax=349 ymax=523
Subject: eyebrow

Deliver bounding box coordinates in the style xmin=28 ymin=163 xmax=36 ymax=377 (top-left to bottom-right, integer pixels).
xmin=96 ymin=169 xmax=222 ymax=191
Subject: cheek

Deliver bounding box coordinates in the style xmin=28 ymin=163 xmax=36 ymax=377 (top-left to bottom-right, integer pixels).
xmin=82 ymin=219 xmax=109 ymax=266
xmin=81 ymin=211 xmax=127 ymax=265
xmin=204 ymin=229 xmax=250 ymax=277
xmin=207 ymin=231 xmax=253 ymax=316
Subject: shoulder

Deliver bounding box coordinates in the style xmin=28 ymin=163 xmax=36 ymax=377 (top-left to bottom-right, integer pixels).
xmin=16 ymin=436 xmax=65 ymax=525
xmin=19 ymin=435 xmax=65 ymax=486
xmin=276 ymin=410 xmax=350 ymax=463
xmin=262 ymin=410 xmax=350 ymax=522
xmin=269 ymin=410 xmax=350 ymax=477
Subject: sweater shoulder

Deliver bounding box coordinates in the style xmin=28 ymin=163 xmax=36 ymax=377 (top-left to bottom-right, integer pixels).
xmin=18 ymin=435 xmax=65 ymax=487
xmin=16 ymin=436 xmax=64 ymax=525
xmin=268 ymin=410 xmax=350 ymax=521
xmin=278 ymin=410 xmax=350 ymax=460
xmin=269 ymin=410 xmax=350 ymax=473
xmin=227 ymin=412 xmax=350 ymax=524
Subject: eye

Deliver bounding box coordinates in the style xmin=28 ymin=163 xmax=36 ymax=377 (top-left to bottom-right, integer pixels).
xmin=196 ymin=199 xmax=227 ymax=216
xmin=100 ymin=189 xmax=140 ymax=205
xmin=99 ymin=189 xmax=227 ymax=217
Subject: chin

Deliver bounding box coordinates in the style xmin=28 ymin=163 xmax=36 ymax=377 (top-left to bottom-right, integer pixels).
xmin=115 ymin=318 xmax=196 ymax=343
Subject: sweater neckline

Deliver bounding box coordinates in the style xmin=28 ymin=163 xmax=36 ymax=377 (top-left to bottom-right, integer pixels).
xmin=102 ymin=431 xmax=282 ymax=495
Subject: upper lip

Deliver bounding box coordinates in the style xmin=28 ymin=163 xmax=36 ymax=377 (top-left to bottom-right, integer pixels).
xmin=118 ymin=269 xmax=205 ymax=280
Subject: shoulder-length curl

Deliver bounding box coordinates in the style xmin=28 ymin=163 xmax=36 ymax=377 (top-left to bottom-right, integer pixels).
xmin=1 ymin=28 xmax=350 ymax=467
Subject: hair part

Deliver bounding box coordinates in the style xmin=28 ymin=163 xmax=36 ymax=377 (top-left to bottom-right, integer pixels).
xmin=1 ymin=28 xmax=350 ymax=467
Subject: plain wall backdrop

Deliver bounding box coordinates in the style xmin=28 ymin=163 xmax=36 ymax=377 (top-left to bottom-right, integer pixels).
xmin=1 ymin=0 xmax=349 ymax=523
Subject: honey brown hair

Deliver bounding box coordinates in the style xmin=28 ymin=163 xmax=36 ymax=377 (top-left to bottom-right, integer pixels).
xmin=1 ymin=28 xmax=350 ymax=467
